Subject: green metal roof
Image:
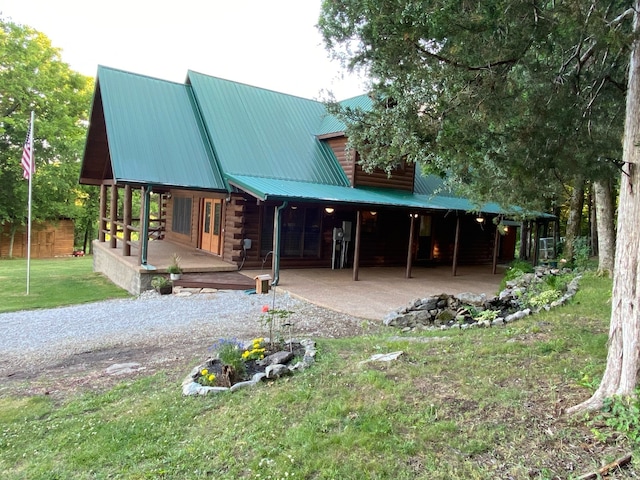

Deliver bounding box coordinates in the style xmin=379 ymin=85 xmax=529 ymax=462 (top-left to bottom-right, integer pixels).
xmin=187 ymin=71 xmax=350 ymax=186
xmin=97 ymin=66 xmax=226 ymax=190
xmin=227 ymin=174 xmax=447 ymax=209
xmin=317 ymin=94 xmax=372 ymax=136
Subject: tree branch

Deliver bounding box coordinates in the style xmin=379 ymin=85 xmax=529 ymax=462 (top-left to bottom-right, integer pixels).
xmin=414 ymin=42 xmax=518 ymax=71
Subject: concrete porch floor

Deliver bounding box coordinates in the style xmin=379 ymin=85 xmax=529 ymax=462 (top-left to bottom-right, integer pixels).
xmin=94 ymin=239 xmax=505 ymax=320
xmin=241 ymin=265 xmax=505 ymax=321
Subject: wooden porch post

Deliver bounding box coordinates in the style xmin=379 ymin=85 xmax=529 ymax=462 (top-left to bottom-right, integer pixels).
xmin=123 ymin=185 xmax=132 ymax=256
xmin=452 ymin=216 xmax=460 ymax=276
xmin=99 ymin=184 xmax=107 ymax=242
xmin=140 ymin=185 xmax=152 ymax=267
xmin=109 ymin=184 xmax=118 ymax=248
xmin=492 ymin=223 xmax=500 ymax=274
xmin=352 ymin=210 xmax=362 ymax=281
xmin=406 ymin=214 xmax=416 ymax=279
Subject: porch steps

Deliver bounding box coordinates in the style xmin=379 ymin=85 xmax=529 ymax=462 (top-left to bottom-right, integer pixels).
xmin=171 ymin=271 xmax=255 ymax=291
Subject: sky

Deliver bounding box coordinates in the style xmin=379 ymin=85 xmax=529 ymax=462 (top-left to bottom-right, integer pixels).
xmin=1 ymin=0 xmax=368 ymax=100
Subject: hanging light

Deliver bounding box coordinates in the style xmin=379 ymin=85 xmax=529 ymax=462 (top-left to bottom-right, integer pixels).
xmin=370 ymin=211 xmax=377 ymax=216
xmin=476 ymin=216 xmax=485 ymax=223
xmin=324 ymin=207 xmax=335 ymax=214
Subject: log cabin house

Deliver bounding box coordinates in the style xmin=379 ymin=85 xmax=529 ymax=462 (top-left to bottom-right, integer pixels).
xmin=80 ymin=66 xmax=551 ymax=294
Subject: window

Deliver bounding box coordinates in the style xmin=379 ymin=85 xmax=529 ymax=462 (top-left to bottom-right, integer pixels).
xmin=260 ymin=206 xmax=321 ymax=258
xmin=172 ymin=197 xmax=192 ymax=235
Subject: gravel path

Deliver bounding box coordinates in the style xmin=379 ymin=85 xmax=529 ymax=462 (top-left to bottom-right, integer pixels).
xmin=0 ymin=290 xmax=376 ymax=390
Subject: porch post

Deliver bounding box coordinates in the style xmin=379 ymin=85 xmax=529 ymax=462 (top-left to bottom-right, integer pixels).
xmin=406 ymin=213 xmax=416 ymax=279
xmin=452 ymin=215 xmax=460 ymax=276
xmin=492 ymin=223 xmax=500 ymax=274
xmin=140 ymin=185 xmax=154 ymax=268
xmin=352 ymin=210 xmax=362 ymax=281
xmin=123 ymin=185 xmax=132 ymax=256
xmin=99 ymin=184 xmax=107 ymax=242
xmin=271 ymin=201 xmax=288 ymax=285
xmin=109 ymin=184 xmax=118 ymax=248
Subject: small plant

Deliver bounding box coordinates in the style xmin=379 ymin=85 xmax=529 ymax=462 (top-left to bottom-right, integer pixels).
xmin=196 ymin=368 xmax=216 ymax=387
xmin=167 ymin=253 xmax=183 ymax=274
xmin=242 ymin=338 xmax=267 ymax=361
xmin=151 ymin=276 xmax=171 ymax=289
xmin=474 ymin=309 xmax=499 ymax=322
xmin=572 ymin=236 xmax=591 ymax=270
xmin=209 ymin=338 xmax=246 ymax=377
xmin=591 ymin=392 xmax=640 ymax=445
xmin=260 ymin=305 xmax=294 ymax=347
xmin=525 ymin=289 xmax=561 ymax=308
xmin=500 ymin=259 xmax=534 ymax=290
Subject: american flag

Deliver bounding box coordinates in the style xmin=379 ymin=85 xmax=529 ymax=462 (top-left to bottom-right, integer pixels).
xmin=21 ymin=120 xmax=34 ymax=180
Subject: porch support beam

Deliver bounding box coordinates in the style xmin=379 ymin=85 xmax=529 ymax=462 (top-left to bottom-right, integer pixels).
xmin=406 ymin=213 xmax=416 ymax=279
xmin=139 ymin=185 xmax=155 ymax=269
xmin=123 ymin=185 xmax=132 ymax=257
xmin=492 ymin=222 xmax=500 ymax=274
xmin=99 ymin=184 xmax=107 ymax=242
xmin=271 ymin=201 xmax=288 ymax=286
xmin=109 ymin=184 xmax=118 ymax=248
xmin=352 ymin=210 xmax=362 ymax=281
xmin=452 ymin=215 xmax=460 ymax=276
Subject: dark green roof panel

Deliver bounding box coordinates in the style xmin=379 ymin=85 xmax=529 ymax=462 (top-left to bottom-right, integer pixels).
xmin=187 ymin=71 xmax=349 ymax=186
xmin=98 ymin=66 xmax=226 ymax=190
xmin=317 ymin=94 xmax=372 ymax=135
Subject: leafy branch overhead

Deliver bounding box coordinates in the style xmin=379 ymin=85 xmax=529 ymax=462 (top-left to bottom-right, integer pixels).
xmin=318 ymin=0 xmax=627 ymax=211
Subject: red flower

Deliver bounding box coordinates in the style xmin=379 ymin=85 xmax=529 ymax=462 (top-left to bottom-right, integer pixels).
xmin=261 ymin=305 xmax=270 ymax=313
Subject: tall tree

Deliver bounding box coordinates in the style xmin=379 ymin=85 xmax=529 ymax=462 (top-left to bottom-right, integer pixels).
xmin=568 ymin=1 xmax=640 ymax=413
xmin=0 ymin=18 xmax=93 ymax=256
xmin=319 ymin=1 xmax=630 ymax=411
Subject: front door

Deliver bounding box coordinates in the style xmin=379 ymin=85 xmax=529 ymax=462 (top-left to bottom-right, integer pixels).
xmin=201 ymin=198 xmax=222 ymax=254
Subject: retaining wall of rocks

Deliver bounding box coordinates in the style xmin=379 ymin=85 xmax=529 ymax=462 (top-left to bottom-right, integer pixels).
xmin=384 ymin=267 xmax=581 ymax=333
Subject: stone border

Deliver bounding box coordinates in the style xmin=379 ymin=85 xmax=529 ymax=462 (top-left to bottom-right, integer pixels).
xmin=384 ymin=269 xmax=582 ymax=333
xmin=182 ymin=339 xmax=317 ymax=396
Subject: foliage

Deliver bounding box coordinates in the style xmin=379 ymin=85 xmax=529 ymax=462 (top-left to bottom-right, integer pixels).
xmin=0 ymin=257 xmax=129 ymax=313
xmin=166 ymin=253 xmax=182 ymax=274
xmin=473 ymin=309 xmax=498 ymax=322
xmin=525 ymin=289 xmax=562 ymax=309
xmin=571 ymin=236 xmax=591 ymax=270
xmin=209 ymin=338 xmax=246 ymax=377
xmin=196 ymin=368 xmax=216 ymax=387
xmin=318 ymin=1 xmax=626 ymax=212
xmin=260 ymin=304 xmax=294 ymax=347
xmin=0 ymin=275 xmax=620 ymax=479
xmin=499 ymin=259 xmax=534 ymax=290
xmin=150 ymin=276 xmax=170 ymax=289
xmin=591 ymin=391 xmax=640 ymax=445
xmin=0 ymin=18 xmax=94 ymax=254
xmin=242 ymin=338 xmax=267 ymax=361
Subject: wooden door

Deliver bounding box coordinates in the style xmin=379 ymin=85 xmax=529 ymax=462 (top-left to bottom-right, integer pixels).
xmin=201 ymin=198 xmax=222 ymax=254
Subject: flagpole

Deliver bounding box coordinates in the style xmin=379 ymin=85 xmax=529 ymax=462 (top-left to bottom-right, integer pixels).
xmin=26 ymin=111 xmax=34 ymax=295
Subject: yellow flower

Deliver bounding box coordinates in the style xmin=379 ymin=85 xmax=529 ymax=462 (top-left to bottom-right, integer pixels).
xmin=201 ymin=369 xmax=208 ymax=376
xmin=242 ymin=350 xmax=250 ymax=359
xmin=208 ymin=374 xmax=215 ymax=382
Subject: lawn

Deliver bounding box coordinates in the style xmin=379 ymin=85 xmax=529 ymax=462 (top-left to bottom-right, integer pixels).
xmin=0 ymin=272 xmax=636 ymax=479
xmin=0 ymin=256 xmax=130 ymax=313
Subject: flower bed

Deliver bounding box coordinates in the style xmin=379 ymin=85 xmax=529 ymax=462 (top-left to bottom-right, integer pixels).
xmin=182 ymin=338 xmax=317 ymax=396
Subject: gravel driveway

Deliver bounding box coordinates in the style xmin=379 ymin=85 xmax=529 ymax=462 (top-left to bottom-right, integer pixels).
xmin=0 ymin=290 xmax=376 ymax=394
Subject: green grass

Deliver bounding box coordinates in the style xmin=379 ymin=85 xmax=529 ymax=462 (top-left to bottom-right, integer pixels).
xmin=0 ymin=257 xmax=130 ymax=313
xmin=0 ymin=272 xmax=628 ymax=479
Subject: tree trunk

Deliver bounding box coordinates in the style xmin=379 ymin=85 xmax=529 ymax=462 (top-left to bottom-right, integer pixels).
xmin=568 ymin=3 xmax=640 ymax=414
xmin=594 ymin=178 xmax=615 ymax=277
xmin=8 ymin=223 xmax=17 ymax=259
xmin=564 ymin=175 xmax=585 ymax=261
